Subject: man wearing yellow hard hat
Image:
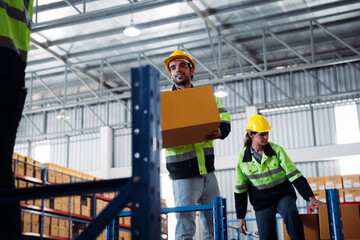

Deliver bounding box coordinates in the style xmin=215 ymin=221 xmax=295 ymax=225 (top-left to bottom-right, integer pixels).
xmin=234 ymin=115 xmax=325 ymax=240
xmin=164 ymin=50 xmax=231 ymax=239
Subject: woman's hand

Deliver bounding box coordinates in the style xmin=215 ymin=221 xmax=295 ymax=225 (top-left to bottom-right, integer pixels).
xmin=309 ymin=196 xmax=326 ymax=211
xmin=239 ymin=218 xmax=248 ymax=235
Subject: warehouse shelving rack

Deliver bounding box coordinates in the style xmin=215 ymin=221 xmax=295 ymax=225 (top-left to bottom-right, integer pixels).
xmin=14 ymin=159 xmax=119 ymax=239
xmin=1 ymin=65 xmax=161 ymax=239
xmin=1 ymin=65 xmax=230 ymax=239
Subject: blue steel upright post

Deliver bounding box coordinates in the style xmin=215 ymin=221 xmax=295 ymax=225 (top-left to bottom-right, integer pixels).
xmin=326 ymin=189 xmax=344 ymax=240
xmin=131 ymin=65 xmax=161 ymax=240
xmin=213 ymin=197 xmax=228 ymax=240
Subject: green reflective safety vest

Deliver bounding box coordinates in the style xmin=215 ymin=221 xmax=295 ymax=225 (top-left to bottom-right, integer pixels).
xmin=165 ymin=95 xmax=231 ymax=180
xmin=235 ymin=142 xmax=302 ymax=194
xmin=0 ymin=0 xmax=34 ymax=62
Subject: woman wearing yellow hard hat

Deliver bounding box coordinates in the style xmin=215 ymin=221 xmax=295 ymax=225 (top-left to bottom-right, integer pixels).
xmin=234 ymin=115 xmax=325 ymax=240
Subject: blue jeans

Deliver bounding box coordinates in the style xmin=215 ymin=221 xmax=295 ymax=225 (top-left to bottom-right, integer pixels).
xmin=172 ymin=172 xmax=220 ymax=240
xmin=255 ymin=196 xmax=305 ymax=240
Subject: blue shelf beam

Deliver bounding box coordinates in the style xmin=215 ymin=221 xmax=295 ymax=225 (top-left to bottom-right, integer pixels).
xmin=0 ymin=178 xmax=131 ymax=203
xmin=117 ymin=204 xmax=213 ymax=217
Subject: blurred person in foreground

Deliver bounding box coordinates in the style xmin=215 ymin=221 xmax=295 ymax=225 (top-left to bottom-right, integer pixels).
xmin=0 ymin=1 xmax=34 ymax=239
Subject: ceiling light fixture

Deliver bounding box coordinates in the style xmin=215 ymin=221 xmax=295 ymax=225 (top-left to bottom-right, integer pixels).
xmin=123 ymin=18 xmax=141 ymax=37
xmin=56 ymin=109 xmax=69 ymax=121
xmin=214 ymin=85 xmax=228 ymax=98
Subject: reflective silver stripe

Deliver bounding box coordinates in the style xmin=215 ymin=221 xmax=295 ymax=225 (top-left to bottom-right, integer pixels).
xmin=221 ymin=120 xmax=230 ymax=124
xmin=252 ymin=176 xmax=287 ymax=190
xmin=0 ymin=1 xmax=32 ymax=29
xmin=218 ymin=108 xmax=228 ymax=114
xmin=247 ymin=167 xmax=283 ymax=180
xmin=166 ymin=147 xmax=214 ymax=163
xmin=287 ymin=169 xmax=301 ymax=179
xmin=235 ymin=184 xmax=248 ymax=191
xmin=203 ymin=147 xmax=214 ymax=155
xmin=166 ymin=150 xmax=197 ymax=163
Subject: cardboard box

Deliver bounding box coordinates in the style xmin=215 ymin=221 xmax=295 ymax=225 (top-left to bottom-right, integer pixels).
xmin=55 ymin=172 xmax=63 ymax=184
xmin=22 ymin=212 xmax=32 ymax=232
xmin=308 ymin=177 xmax=325 ymax=191
xmin=338 ymin=189 xmax=345 ymax=203
xmin=319 ymin=204 xmax=360 ymax=239
xmin=25 ymin=157 xmax=34 ymax=177
xmin=81 ymin=197 xmax=91 ymax=217
xmin=59 ymin=226 xmax=68 ymax=238
xmin=58 ymin=219 xmax=67 ymax=238
xmin=23 ymin=219 xmax=31 ymax=233
xmin=31 ymin=214 xmax=39 ymax=233
xmin=61 ymin=197 xmax=70 ymax=212
xmin=18 ymin=180 xmax=26 ymax=188
xmin=50 ymin=217 xmax=59 ymax=237
xmin=324 ymin=175 xmax=343 ymax=189
xmin=33 ymin=160 xmax=42 ymax=179
xmin=45 ymin=198 xmax=50 ymax=209
xmin=63 ymin=174 xmax=71 ymax=183
xmin=34 ymin=198 xmax=42 ymax=208
xmin=12 ymin=152 xmax=19 ymax=160
xmin=54 ymin=197 xmax=62 ymax=211
xmin=73 ymin=196 xmax=81 ymax=215
xmin=344 ymin=188 xmax=360 ymax=202
xmin=43 ymin=216 xmax=50 ymax=235
xmin=160 ymin=85 xmax=221 ymax=148
xmin=283 ymin=214 xmax=319 ymax=240
xmin=47 ymin=170 xmax=56 ymax=183
xmin=123 ymin=207 xmax=131 ymax=226
xmin=313 ymin=190 xmax=326 ymax=202
xmin=16 ymin=160 xmax=25 ymax=176
xmin=43 ymin=223 xmax=50 ymax=236
xmin=342 ymin=174 xmax=360 ymax=188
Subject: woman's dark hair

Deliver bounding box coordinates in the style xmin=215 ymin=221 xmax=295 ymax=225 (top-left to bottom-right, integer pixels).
xmin=243 ymin=131 xmax=258 ymax=147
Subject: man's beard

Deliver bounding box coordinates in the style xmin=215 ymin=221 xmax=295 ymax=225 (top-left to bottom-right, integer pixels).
xmin=173 ymin=76 xmax=190 ymax=87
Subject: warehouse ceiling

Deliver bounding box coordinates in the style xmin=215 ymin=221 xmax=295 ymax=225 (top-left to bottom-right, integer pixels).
xmin=25 ymin=0 xmax=360 ymax=115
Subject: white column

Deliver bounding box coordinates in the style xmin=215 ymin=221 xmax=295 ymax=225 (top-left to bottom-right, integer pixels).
xmin=245 ymin=106 xmax=259 ymax=120
xmin=99 ymin=126 xmax=113 ymax=179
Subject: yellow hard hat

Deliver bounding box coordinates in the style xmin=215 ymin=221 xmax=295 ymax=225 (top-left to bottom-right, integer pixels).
xmin=164 ymin=50 xmax=196 ymax=74
xmin=245 ymin=115 xmax=273 ymax=132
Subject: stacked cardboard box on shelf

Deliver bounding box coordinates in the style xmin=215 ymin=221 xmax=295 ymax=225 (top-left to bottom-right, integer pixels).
xmin=13 ymin=152 xmax=169 ymax=240
xmin=12 ymin=153 xmax=117 ymax=239
xmin=21 ymin=212 xmax=40 ymax=235
xmin=308 ymin=174 xmax=360 ymax=203
xmin=305 ymin=174 xmax=360 ymax=240
xmin=342 ymin=174 xmax=360 ymax=203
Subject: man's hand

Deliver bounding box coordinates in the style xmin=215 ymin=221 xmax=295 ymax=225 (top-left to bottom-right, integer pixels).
xmin=239 ymin=218 xmax=248 ymax=235
xmin=308 ymin=196 xmax=326 ymax=211
xmin=205 ymin=128 xmax=222 ymax=140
